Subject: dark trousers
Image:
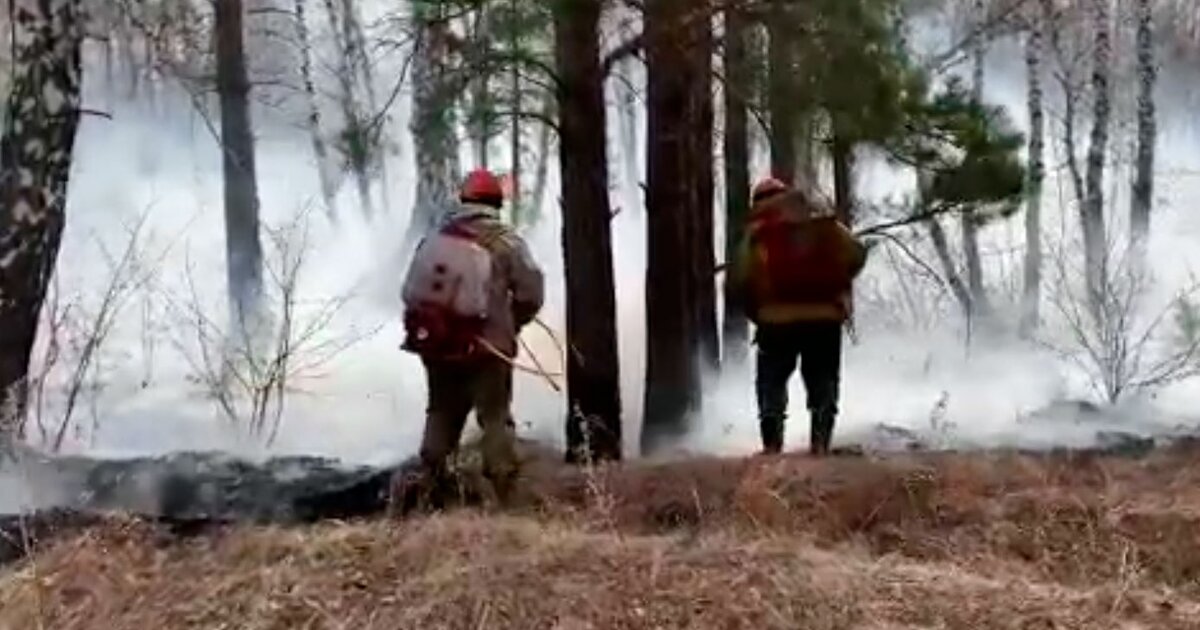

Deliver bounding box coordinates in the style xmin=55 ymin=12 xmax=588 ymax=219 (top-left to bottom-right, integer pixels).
xmin=418 ymin=358 xmax=519 ymax=502
xmin=754 ymin=321 xmax=844 ymax=454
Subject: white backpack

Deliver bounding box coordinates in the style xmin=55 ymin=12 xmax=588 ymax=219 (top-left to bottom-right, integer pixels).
xmin=400 ymin=222 xmax=495 ymax=358
xmin=403 ymin=232 xmax=493 ymax=315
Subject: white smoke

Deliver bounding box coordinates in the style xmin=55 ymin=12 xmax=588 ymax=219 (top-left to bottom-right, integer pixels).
xmin=6 ymin=4 xmax=1200 ymax=495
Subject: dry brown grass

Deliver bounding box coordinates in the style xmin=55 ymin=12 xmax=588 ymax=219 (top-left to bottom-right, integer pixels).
xmin=4 ymin=444 xmax=1200 ymax=629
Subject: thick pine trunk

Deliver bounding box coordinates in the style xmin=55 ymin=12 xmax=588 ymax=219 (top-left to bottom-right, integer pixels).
xmin=215 ymin=0 xmax=265 ymax=333
xmin=643 ymin=0 xmax=707 ymax=453
xmin=765 ymin=8 xmax=795 ymax=184
xmin=0 ymin=0 xmax=85 ymax=446
xmin=553 ymin=0 xmax=622 ymax=463
xmin=294 ymin=0 xmax=338 ymax=219
xmin=722 ymin=6 xmax=751 ymax=366
xmin=1082 ymin=0 xmax=1111 ymax=310
xmin=1130 ymin=0 xmax=1156 ymax=250
xmin=689 ymin=10 xmax=718 ymax=374
xmin=403 ymin=5 xmax=461 ymax=254
xmin=1020 ymin=10 xmax=1046 ymax=338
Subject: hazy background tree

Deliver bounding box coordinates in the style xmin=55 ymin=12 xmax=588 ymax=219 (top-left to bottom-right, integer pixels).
xmin=1020 ymin=0 xmax=1047 ymax=337
xmin=1082 ymin=0 xmax=1112 ymax=311
xmin=293 ymin=0 xmax=338 ymax=218
xmin=403 ymin=0 xmax=463 ymax=253
xmin=1130 ymin=0 xmax=1156 ymax=252
xmin=215 ymin=0 xmax=265 ymax=334
xmin=960 ymin=0 xmax=990 ymax=321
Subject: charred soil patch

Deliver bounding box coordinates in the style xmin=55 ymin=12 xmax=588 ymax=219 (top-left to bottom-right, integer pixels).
xmin=3 ymin=444 xmax=1200 ymax=628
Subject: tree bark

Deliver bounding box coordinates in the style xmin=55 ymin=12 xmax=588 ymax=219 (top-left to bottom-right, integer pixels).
xmin=615 ymin=35 xmax=641 ymax=218
xmin=530 ymin=96 xmax=555 ymax=228
xmin=403 ymin=3 xmax=462 ymax=254
xmin=928 ymin=218 xmax=972 ymax=318
xmin=1130 ymin=0 xmax=1156 ymax=250
xmin=920 ymin=172 xmax=971 ymax=318
xmin=553 ymin=0 xmax=622 ymax=463
xmin=643 ymin=0 xmax=711 ymax=453
xmin=508 ymin=0 xmax=522 ymax=225
xmin=689 ymin=9 xmax=718 ymax=374
xmin=722 ymin=6 xmax=751 ymax=366
xmin=765 ymin=7 xmax=795 ymax=184
xmin=215 ymin=0 xmax=265 ymax=334
xmin=467 ymin=8 xmax=492 ymax=170
xmin=341 ymin=0 xmax=392 ymax=218
xmin=321 ymin=0 xmax=372 ymax=219
xmin=1082 ymin=0 xmax=1111 ymax=311
xmin=1020 ymin=9 xmax=1046 ymax=338
xmin=831 ymin=132 xmax=854 ymax=226
xmin=0 ymin=0 xmax=85 ymax=446
xmin=961 ymin=4 xmax=989 ymax=319
xmin=294 ymin=0 xmax=338 ymax=219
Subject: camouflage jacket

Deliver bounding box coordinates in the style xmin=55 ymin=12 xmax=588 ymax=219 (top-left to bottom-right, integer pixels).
xmin=437 ymin=203 xmax=545 ymax=357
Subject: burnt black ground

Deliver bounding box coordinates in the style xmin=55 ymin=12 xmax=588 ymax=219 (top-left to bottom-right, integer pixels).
xmin=0 ymin=421 xmax=1191 ymax=569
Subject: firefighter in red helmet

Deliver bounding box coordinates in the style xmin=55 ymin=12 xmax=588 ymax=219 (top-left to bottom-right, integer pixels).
xmin=401 ymin=168 xmax=544 ymax=506
xmin=731 ymin=176 xmax=867 ymax=456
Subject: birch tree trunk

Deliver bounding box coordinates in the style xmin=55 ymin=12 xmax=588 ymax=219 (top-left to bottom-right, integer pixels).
xmin=340 ymin=0 xmax=392 ymax=217
xmin=960 ymin=0 xmax=990 ymax=320
xmin=403 ymin=3 xmax=462 ymax=254
xmin=1020 ymin=6 xmax=1046 ymax=338
xmin=215 ymin=0 xmax=265 ymax=334
xmin=1130 ymin=0 xmax=1156 ymax=251
xmin=614 ymin=37 xmax=641 ymax=218
xmin=322 ymin=0 xmax=373 ymax=218
xmin=0 ymin=0 xmax=85 ymax=446
xmin=1082 ymin=0 xmax=1112 ymax=311
xmin=553 ymin=0 xmax=622 ymax=463
xmin=294 ymin=0 xmax=338 ymax=219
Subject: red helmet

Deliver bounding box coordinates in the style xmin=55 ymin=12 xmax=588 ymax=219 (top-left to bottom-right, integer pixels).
xmin=460 ymin=169 xmax=504 ymax=207
xmin=751 ymin=177 xmax=789 ymax=204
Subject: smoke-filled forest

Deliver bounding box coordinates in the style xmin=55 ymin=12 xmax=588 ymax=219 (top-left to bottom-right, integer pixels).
xmin=4 ymin=0 xmax=1200 ymax=626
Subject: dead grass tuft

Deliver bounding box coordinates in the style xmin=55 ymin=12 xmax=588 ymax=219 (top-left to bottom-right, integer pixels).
xmin=4 ymin=446 xmax=1200 ymax=628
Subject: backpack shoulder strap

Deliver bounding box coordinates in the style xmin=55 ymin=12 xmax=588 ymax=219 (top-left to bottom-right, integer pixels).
xmin=470 ymin=220 xmax=518 ymax=255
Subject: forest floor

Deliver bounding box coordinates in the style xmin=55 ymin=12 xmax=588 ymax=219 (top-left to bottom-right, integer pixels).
xmin=3 ymin=440 xmax=1200 ymax=629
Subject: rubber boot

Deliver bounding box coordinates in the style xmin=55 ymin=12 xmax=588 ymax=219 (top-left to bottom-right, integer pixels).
xmin=759 ymin=417 xmax=784 ymax=455
xmin=809 ymin=410 xmax=835 ymax=457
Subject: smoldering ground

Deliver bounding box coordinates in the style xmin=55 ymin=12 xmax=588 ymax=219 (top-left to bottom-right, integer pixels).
xmin=5 ymin=2 xmax=1200 ymax=515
